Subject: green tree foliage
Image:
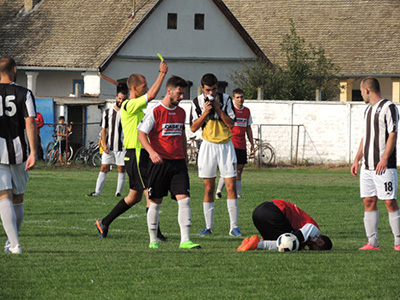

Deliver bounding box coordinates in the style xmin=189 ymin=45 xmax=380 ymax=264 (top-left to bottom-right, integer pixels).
xmin=231 ymin=20 xmax=341 ymax=100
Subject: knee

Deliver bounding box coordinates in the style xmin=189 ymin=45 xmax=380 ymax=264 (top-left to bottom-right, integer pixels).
xmin=364 ymin=197 xmax=378 ymax=211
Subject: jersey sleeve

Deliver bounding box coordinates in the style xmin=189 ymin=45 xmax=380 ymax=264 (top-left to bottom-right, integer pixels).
xmin=224 ymin=95 xmax=236 ymax=121
xmin=137 ymin=106 xmax=156 ymax=135
xmin=189 ymin=101 xmax=199 ymax=125
xmin=299 ymin=223 xmax=320 ymax=242
xmin=24 ymin=90 xmax=36 ymax=118
xmin=248 ymin=109 xmax=253 ymax=126
xmin=101 ymin=109 xmax=108 ymax=129
xmin=386 ymin=103 xmax=399 ymax=133
xmin=123 ymin=94 xmax=148 ymax=115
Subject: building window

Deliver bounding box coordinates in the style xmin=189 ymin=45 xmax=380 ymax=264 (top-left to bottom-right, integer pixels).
xmin=218 ymin=81 xmax=228 ymax=93
xmin=168 ymin=13 xmax=177 ymax=30
xmin=183 ymin=81 xmax=193 ymax=99
xmin=72 ymin=79 xmax=84 ymax=96
xmin=194 ymin=14 xmax=204 ymax=30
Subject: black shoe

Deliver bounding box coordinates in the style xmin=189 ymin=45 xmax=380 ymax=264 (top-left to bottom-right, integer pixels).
xmin=87 ymin=192 xmax=100 ymax=197
xmin=95 ymin=219 xmax=108 ymax=238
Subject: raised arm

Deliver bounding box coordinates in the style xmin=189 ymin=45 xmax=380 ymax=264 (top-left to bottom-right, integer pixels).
xmin=147 ymin=61 xmax=168 ymax=101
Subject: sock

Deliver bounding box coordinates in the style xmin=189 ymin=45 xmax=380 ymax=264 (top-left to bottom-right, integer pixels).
xmin=227 ymin=198 xmax=239 ymax=230
xmin=388 ymin=210 xmax=400 ymax=245
xmin=0 ymin=199 xmax=19 ymax=248
xmin=102 ymin=199 xmax=131 ymax=227
xmin=95 ymin=172 xmax=107 ymax=195
xmin=13 ymin=203 xmax=24 ymax=232
xmin=258 ymin=240 xmax=278 ymax=250
xmin=364 ymin=210 xmax=379 ymax=247
xmin=236 ymin=180 xmax=242 ymax=196
xmin=217 ymin=177 xmax=225 ymax=193
xmin=147 ymin=202 xmax=161 ymax=244
xmin=146 ymin=207 xmax=164 ymax=237
xmin=178 ymin=197 xmax=191 ymax=243
xmin=203 ymin=202 xmax=215 ymax=231
xmin=116 ymin=172 xmax=126 ymax=195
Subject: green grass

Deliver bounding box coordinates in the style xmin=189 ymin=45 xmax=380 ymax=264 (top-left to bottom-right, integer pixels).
xmin=1 ymin=164 xmax=399 ymax=299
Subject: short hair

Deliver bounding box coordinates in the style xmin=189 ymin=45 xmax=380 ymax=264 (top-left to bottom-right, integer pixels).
xmin=201 ymin=73 xmax=218 ymax=87
xmin=361 ymin=77 xmax=380 ymax=94
xmin=0 ymin=56 xmax=16 ymax=79
xmin=117 ymin=83 xmax=128 ymax=96
xmin=319 ymin=235 xmax=332 ymax=250
xmin=233 ymin=88 xmax=245 ymax=96
xmin=166 ymin=75 xmax=188 ymax=89
xmin=126 ymin=74 xmax=144 ymax=90
xmin=58 ymin=116 xmax=65 ymax=121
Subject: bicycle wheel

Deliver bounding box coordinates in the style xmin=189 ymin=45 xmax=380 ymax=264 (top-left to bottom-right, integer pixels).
xmin=45 ymin=142 xmax=58 ymax=166
xmin=91 ymin=149 xmax=102 ymax=167
xmin=73 ymin=147 xmax=88 ymax=165
xmin=187 ymin=143 xmax=196 ymax=163
xmin=68 ymin=146 xmax=74 ymax=162
xmin=261 ymin=144 xmax=275 ymax=164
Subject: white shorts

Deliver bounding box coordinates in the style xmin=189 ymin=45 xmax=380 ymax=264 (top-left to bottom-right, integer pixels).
xmin=360 ymin=167 xmax=397 ymax=200
xmin=197 ymin=139 xmax=237 ymax=178
xmin=0 ymin=163 xmax=29 ymax=195
xmin=101 ymin=150 xmax=126 ymax=166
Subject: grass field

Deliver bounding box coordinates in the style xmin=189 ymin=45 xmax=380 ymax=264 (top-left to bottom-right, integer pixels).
xmin=1 ymin=164 xmax=399 ymax=299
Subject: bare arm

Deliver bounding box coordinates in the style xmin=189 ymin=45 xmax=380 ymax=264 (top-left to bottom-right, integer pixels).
xmin=138 ymin=131 xmax=163 ymax=164
xmin=147 ymin=61 xmax=168 ymax=101
xmin=350 ymin=139 xmax=364 ymax=177
xmin=25 ymin=117 xmax=37 ymax=170
xmin=190 ymin=101 xmax=212 ymax=132
xmin=101 ymin=128 xmax=109 ymax=154
xmin=182 ymin=130 xmax=187 ymax=162
xmin=376 ymin=131 xmax=397 ymax=175
xmin=246 ymin=125 xmax=255 ymax=155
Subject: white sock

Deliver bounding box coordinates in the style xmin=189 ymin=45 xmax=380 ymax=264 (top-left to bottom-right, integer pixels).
xmin=217 ymin=177 xmax=225 ymax=192
xmin=236 ymin=180 xmax=242 ymax=195
xmin=389 ymin=210 xmax=400 ymax=245
xmin=0 ymin=199 xmax=19 ymax=248
xmin=147 ymin=202 xmax=160 ymax=244
xmin=95 ymin=172 xmax=107 ymax=195
xmin=364 ymin=210 xmax=379 ymax=247
xmin=258 ymin=240 xmax=278 ymax=250
xmin=178 ymin=197 xmax=191 ymax=243
xmin=203 ymin=202 xmax=215 ymax=231
xmin=13 ymin=203 xmax=24 ymax=232
xmin=227 ymin=198 xmax=239 ymax=230
xmin=116 ymin=172 xmax=126 ymax=195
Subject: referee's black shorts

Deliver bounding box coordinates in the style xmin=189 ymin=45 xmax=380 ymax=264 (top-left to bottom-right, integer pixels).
xmin=252 ymin=201 xmax=294 ymax=240
xmin=235 ymin=148 xmax=247 ymax=165
xmin=148 ymin=159 xmax=190 ymax=200
xmin=124 ymin=149 xmax=149 ymax=191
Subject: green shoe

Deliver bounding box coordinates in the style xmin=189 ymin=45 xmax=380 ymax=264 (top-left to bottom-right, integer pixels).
xmin=149 ymin=241 xmax=159 ymax=249
xmin=179 ymin=240 xmax=201 ymax=249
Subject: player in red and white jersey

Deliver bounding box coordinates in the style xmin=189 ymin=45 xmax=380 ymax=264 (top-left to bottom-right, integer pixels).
xmin=0 ymin=56 xmax=37 ymax=254
xmin=138 ymin=76 xmax=200 ymax=249
xmin=238 ymin=199 xmax=332 ymax=251
xmin=216 ymin=88 xmax=255 ymax=200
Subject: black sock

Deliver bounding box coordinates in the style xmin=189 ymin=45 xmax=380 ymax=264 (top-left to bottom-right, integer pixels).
xmin=102 ymin=199 xmax=131 ymax=227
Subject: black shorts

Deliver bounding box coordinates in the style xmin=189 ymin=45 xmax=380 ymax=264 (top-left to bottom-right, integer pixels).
xmin=59 ymin=140 xmax=69 ymax=154
xmin=124 ymin=149 xmax=149 ymax=191
xmin=235 ymin=148 xmax=247 ymax=165
xmin=148 ymin=159 xmax=190 ymax=200
xmin=252 ymin=201 xmax=294 ymax=240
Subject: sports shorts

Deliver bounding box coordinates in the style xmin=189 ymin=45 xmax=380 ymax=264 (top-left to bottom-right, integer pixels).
xmin=124 ymin=149 xmax=149 ymax=191
xmin=147 ymin=159 xmax=190 ymax=200
xmin=235 ymin=148 xmax=247 ymax=165
xmin=0 ymin=162 xmax=29 ymax=195
xmin=360 ymin=166 xmax=397 ymax=200
xmin=197 ymin=139 xmax=237 ymax=178
xmin=101 ymin=150 xmax=126 ymax=166
xmin=58 ymin=140 xmax=69 ymax=154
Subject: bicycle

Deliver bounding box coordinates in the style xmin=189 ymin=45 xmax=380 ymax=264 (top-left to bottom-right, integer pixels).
xmin=73 ymin=141 xmax=101 ymax=167
xmin=186 ymin=136 xmax=202 ymax=164
xmin=44 ymin=131 xmax=73 ymax=166
xmin=248 ymin=138 xmax=275 ymax=165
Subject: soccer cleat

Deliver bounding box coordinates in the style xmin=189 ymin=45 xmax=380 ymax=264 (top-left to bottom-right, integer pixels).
xmin=179 ymin=240 xmax=201 ymax=249
xmin=149 ymin=241 xmax=159 ymax=249
xmin=238 ymin=235 xmax=260 ymax=251
xmin=229 ymin=227 xmax=244 ymax=237
xmin=4 ymin=240 xmax=10 ymax=252
xmin=237 ymin=237 xmax=250 ymax=251
xmin=394 ymin=244 xmax=400 ymax=251
xmin=237 ymin=194 xmax=243 ymax=199
xmin=5 ymin=244 xmax=22 ymax=254
xmin=215 ymin=190 xmax=222 ymax=200
xmin=157 ymin=233 xmax=168 ymax=242
xmin=358 ymin=242 xmax=380 ymax=250
xmin=87 ymin=192 xmax=100 ymax=197
xmin=115 ymin=193 xmax=121 ymax=197
xmin=95 ymin=219 xmax=108 ymax=238
xmin=199 ymin=227 xmax=213 ymax=235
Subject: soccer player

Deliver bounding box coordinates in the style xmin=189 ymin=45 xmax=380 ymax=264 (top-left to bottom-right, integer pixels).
xmin=189 ymin=73 xmax=242 ymax=236
xmin=351 ymin=77 xmax=400 ymax=251
xmin=95 ymin=60 xmax=168 ymax=240
xmin=237 ymin=199 xmax=332 ymax=251
xmin=138 ymin=76 xmax=200 ymax=249
xmin=216 ymin=88 xmax=255 ymax=200
xmin=0 ymin=56 xmax=37 ymax=254
xmin=87 ymin=91 xmax=127 ymax=197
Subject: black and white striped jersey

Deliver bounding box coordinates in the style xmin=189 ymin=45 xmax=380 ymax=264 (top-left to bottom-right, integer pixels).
xmin=101 ymin=107 xmax=123 ymax=152
xmin=0 ymin=83 xmax=36 ymax=164
xmin=363 ymin=99 xmax=399 ymax=170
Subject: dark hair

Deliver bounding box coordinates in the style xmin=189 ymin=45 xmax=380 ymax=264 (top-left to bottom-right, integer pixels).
xmin=201 ymin=73 xmax=218 ymax=87
xmin=319 ymin=235 xmax=332 ymax=250
xmin=0 ymin=56 xmax=16 ymax=79
xmin=233 ymin=88 xmax=245 ymax=96
xmin=166 ymin=75 xmax=188 ymax=89
xmin=58 ymin=116 xmax=65 ymax=120
xmin=361 ymin=77 xmax=380 ymax=94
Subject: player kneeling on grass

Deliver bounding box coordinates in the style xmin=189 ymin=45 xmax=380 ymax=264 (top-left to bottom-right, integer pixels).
xmin=138 ymin=76 xmax=200 ymax=249
xmin=237 ymin=199 xmax=332 ymax=252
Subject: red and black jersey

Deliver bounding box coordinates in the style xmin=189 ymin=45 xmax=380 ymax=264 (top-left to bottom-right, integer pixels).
xmin=230 ymin=106 xmax=252 ymax=150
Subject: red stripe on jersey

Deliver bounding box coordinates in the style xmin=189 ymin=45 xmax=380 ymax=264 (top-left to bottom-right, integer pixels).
xmin=230 ymin=107 xmax=251 ymax=149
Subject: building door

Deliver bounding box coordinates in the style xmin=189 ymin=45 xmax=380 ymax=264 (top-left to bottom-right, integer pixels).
xmin=67 ymin=105 xmax=86 ymax=151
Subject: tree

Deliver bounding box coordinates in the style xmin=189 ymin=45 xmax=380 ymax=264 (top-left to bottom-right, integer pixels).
xmin=231 ymin=20 xmax=340 ymax=100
